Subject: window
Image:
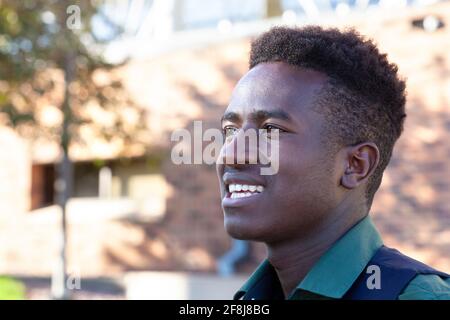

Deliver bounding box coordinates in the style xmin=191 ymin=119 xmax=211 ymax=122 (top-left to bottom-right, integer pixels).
xmin=30 ymin=164 xmax=55 ymax=210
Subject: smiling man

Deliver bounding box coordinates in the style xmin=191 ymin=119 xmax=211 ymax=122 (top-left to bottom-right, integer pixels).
xmin=216 ymin=26 xmax=450 ymax=300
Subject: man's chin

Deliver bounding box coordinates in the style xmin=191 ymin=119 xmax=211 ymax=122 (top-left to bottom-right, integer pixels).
xmin=224 ymin=219 xmax=267 ymax=242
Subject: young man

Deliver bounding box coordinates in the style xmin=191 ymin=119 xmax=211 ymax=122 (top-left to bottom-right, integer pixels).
xmin=216 ymin=26 xmax=450 ymax=300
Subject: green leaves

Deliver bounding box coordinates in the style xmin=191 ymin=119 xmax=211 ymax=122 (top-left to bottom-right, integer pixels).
xmin=0 ymin=104 xmax=35 ymax=127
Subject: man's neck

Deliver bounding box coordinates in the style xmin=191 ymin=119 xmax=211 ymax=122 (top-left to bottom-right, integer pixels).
xmin=267 ymin=204 xmax=366 ymax=298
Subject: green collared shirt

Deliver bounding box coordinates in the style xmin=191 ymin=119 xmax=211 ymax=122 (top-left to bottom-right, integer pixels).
xmin=234 ymin=216 xmax=450 ymax=300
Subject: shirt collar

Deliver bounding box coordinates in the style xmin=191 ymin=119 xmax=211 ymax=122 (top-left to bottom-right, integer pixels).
xmin=234 ymin=215 xmax=383 ymax=300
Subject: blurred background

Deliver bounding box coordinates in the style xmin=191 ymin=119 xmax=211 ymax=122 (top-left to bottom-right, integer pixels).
xmin=0 ymin=0 xmax=449 ymax=300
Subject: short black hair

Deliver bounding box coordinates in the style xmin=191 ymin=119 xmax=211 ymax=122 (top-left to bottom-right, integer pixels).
xmin=249 ymin=26 xmax=407 ymax=207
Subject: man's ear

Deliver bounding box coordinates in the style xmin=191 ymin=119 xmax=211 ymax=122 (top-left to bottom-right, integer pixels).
xmin=340 ymin=142 xmax=380 ymax=189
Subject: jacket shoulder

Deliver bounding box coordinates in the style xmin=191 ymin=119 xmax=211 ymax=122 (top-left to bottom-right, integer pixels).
xmin=399 ymin=274 xmax=450 ymax=300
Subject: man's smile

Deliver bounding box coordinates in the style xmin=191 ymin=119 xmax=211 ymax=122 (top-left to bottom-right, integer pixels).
xmin=221 ymin=171 xmax=266 ymax=208
xmin=228 ymin=183 xmax=264 ymax=198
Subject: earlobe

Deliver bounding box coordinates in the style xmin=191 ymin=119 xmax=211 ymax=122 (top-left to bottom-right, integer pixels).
xmin=340 ymin=159 xmax=359 ymax=189
xmin=340 ymin=169 xmax=358 ymax=189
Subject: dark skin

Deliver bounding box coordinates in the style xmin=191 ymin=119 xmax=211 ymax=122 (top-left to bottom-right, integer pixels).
xmin=216 ymin=62 xmax=380 ymax=297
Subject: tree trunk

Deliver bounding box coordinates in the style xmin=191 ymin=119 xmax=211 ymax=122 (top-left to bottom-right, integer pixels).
xmin=51 ymin=51 xmax=75 ymax=300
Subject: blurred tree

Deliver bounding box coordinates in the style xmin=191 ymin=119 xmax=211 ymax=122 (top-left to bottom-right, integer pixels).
xmin=0 ymin=0 xmax=147 ymax=299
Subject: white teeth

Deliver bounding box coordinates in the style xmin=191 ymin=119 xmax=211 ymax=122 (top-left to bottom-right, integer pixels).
xmin=231 ymin=192 xmax=245 ymax=199
xmin=231 ymin=192 xmax=257 ymax=199
xmin=227 ymin=183 xmax=265 ymax=198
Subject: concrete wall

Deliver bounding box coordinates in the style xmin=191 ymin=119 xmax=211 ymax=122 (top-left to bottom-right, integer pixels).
xmin=0 ymin=127 xmax=30 ymax=218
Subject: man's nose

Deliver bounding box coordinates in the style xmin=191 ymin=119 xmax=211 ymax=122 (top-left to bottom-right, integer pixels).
xmin=219 ymin=129 xmax=259 ymax=167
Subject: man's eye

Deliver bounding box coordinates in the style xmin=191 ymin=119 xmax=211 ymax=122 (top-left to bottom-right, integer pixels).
xmin=263 ymin=124 xmax=278 ymax=131
xmin=262 ymin=124 xmax=284 ymax=133
xmin=223 ymin=126 xmax=238 ymax=138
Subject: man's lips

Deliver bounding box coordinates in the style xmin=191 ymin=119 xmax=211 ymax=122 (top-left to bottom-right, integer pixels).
xmin=222 ymin=172 xmax=266 ymax=187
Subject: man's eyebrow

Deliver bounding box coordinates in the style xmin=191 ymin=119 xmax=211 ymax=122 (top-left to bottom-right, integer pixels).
xmin=221 ymin=111 xmax=241 ymax=124
xmin=220 ymin=109 xmax=293 ymax=124
xmin=249 ymin=109 xmax=292 ymax=122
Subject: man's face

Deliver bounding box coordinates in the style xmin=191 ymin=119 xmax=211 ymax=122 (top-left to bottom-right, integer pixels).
xmin=216 ymin=62 xmax=343 ymax=245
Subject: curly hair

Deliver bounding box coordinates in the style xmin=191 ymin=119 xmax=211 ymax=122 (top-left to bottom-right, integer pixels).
xmin=249 ymin=26 xmax=407 ymax=206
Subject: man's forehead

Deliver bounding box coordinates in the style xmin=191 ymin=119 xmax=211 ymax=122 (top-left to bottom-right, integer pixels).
xmin=235 ymin=62 xmax=328 ymax=92
xmin=226 ymin=62 xmax=328 ymax=121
